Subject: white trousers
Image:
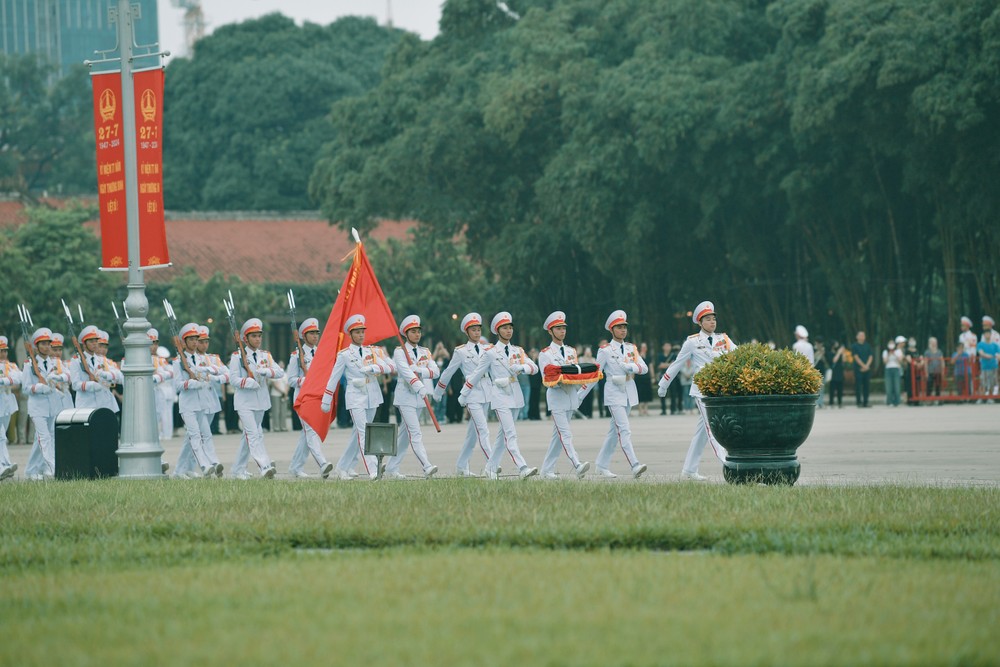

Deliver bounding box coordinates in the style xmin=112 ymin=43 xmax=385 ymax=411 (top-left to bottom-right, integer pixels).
xmin=198 ymin=411 xmax=220 ymax=464
xmin=0 ymin=413 xmax=12 ymax=468
xmin=683 ymin=398 xmax=728 ymax=474
xmin=334 ymin=407 xmax=378 ymax=477
xmin=485 ymin=407 xmax=528 ymax=473
xmin=543 ymin=409 xmax=582 ymax=474
xmin=156 ymin=389 xmax=174 ymax=439
xmin=175 ymin=409 xmax=213 ymax=475
xmin=232 ymin=408 xmax=272 ymax=475
xmin=455 ymin=401 xmax=492 ymax=473
xmin=386 ymin=404 xmax=432 ymax=473
xmin=25 ymin=414 xmax=56 ymax=477
xmin=289 ymin=420 xmax=328 ymax=474
xmin=596 ymin=405 xmax=639 ymax=471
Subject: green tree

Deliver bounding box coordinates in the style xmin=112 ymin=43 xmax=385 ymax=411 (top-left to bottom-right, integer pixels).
xmin=163 ymin=14 xmax=403 ymax=211
xmin=0 ymin=203 xmax=117 ymax=345
xmin=0 ymin=54 xmax=95 ymax=201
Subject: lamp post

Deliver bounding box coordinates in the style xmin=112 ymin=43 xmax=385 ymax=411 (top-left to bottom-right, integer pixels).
xmin=111 ymin=0 xmax=164 ymax=478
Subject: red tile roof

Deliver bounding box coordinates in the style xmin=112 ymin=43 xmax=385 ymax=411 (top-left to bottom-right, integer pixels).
xmin=3 ymin=199 xmax=414 ymax=284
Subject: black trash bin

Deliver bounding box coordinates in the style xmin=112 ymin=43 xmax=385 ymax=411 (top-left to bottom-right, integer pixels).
xmin=55 ymin=408 xmax=120 ymax=479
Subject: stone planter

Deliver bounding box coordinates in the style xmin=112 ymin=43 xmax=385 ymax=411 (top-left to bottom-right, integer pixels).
xmin=700 ymin=394 xmax=818 ymax=485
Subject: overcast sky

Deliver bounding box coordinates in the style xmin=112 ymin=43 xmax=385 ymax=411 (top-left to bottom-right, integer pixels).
xmin=158 ymin=0 xmax=443 ymax=59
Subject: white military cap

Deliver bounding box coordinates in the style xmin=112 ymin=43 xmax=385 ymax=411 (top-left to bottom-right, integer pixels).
xmin=298 ymin=318 xmax=320 ymax=337
xmin=97 ymin=330 xmax=110 ymax=344
xmin=147 ymin=328 xmax=159 ymax=341
xmin=180 ymin=322 xmax=200 ymax=339
xmin=156 ymin=346 xmax=170 ymax=358
xmin=606 ymin=310 xmax=628 ymax=331
xmin=692 ymin=301 xmax=715 ymax=324
xmin=241 ymin=318 xmax=263 ymax=339
xmin=795 ymin=325 xmax=809 ymax=339
xmin=544 ymin=311 xmax=567 ymax=330
xmin=894 ymin=335 xmax=907 ymax=344
xmin=460 ymin=312 xmax=482 ymax=333
xmin=198 ymin=325 xmax=210 ymax=340
xmin=31 ymin=328 xmax=52 ymax=345
xmin=490 ymin=312 xmax=513 ymax=335
xmin=343 ymin=314 xmax=366 ymax=334
xmin=982 ymin=315 xmax=995 ymax=327
xmin=51 ymin=333 xmax=65 ymax=347
xmin=79 ymin=325 xmax=100 ymax=343
xmin=399 ymin=315 xmax=421 ymax=336
xmin=0 ymin=336 xmax=7 ymax=350
xmin=960 ymin=316 xmax=972 ymax=327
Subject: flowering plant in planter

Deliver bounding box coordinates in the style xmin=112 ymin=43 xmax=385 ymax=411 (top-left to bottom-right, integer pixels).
xmin=694 ymin=343 xmax=822 ymax=397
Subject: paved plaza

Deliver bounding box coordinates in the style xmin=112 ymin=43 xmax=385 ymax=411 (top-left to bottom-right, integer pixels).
xmin=5 ymin=402 xmax=998 ymax=485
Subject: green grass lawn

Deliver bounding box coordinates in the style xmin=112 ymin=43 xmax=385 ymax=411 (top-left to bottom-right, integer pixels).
xmin=2 ymin=481 xmax=998 ymax=665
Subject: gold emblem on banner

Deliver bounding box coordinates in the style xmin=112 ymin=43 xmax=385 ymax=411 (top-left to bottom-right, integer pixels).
xmin=146 ymin=255 xmax=161 ymax=265
xmin=99 ymin=89 xmax=117 ymax=122
xmin=140 ymin=89 xmax=156 ymax=122
xmin=110 ymin=256 xmax=124 ymax=267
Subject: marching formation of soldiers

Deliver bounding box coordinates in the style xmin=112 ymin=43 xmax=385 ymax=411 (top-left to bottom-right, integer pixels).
xmin=0 ymin=300 xmax=734 ymax=483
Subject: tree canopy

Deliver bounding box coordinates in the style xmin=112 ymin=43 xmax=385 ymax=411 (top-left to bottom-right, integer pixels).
xmin=311 ymin=0 xmax=1000 ymax=349
xmin=163 ymin=14 xmax=404 ymax=211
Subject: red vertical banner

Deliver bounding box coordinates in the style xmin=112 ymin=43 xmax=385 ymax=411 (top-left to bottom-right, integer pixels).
xmin=133 ymin=67 xmax=169 ymax=269
xmin=90 ymin=71 xmax=128 ymax=270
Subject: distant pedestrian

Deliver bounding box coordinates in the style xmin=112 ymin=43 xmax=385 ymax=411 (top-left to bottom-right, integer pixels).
xmin=828 ymin=341 xmax=845 ymax=408
xmin=883 ymin=337 xmax=904 ymax=406
xmin=850 ymin=331 xmax=874 ymax=407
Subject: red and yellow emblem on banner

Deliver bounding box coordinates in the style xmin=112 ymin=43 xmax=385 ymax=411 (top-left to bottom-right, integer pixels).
xmin=91 ymin=68 xmax=170 ymax=271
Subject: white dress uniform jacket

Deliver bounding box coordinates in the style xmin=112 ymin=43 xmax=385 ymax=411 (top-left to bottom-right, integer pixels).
xmin=229 ymin=347 xmax=284 ymax=411
xmin=286 ymin=345 xmax=317 ymax=399
xmin=173 ymin=351 xmax=214 ymax=412
xmin=463 ymin=342 xmax=537 ymax=410
xmin=537 ymin=343 xmax=580 ymax=411
xmin=24 ymin=356 xmax=64 ymax=417
xmin=324 ymin=344 xmax=395 ymax=410
xmin=659 ymin=331 xmax=736 ymax=398
xmin=70 ymin=353 xmax=122 ymax=413
xmin=1 ymin=360 xmax=23 ymax=417
xmin=596 ymin=341 xmax=648 ymax=407
xmin=393 ymin=344 xmax=440 ymax=408
xmin=435 ymin=341 xmax=493 ymax=403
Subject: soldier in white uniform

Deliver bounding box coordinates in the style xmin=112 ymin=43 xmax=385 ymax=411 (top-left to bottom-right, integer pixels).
xmin=792 ymin=325 xmax=814 ymax=364
xmin=0 ymin=336 xmax=23 ymax=480
xmin=385 ymin=315 xmax=440 ymax=479
xmin=287 ymin=318 xmax=333 ymax=479
xmin=658 ymin=301 xmax=735 ymax=481
xmin=23 ymin=328 xmax=63 ymax=480
xmin=148 ymin=328 xmax=176 ymax=441
xmin=595 ymin=310 xmax=648 ymax=479
xmin=981 ymin=316 xmax=1000 ymax=344
xmin=48 ymin=333 xmax=74 ymax=413
xmin=320 ymin=314 xmax=396 ymax=480
xmin=171 ymin=322 xmax=217 ymax=478
xmin=959 ymin=316 xmax=978 ymax=356
xmin=434 ymin=312 xmax=495 ymax=477
xmin=461 ymin=312 xmax=539 ymax=480
xmin=196 ymin=325 xmax=226 ymax=473
xmin=229 ymin=318 xmax=282 ymax=479
xmin=536 ymin=311 xmax=591 ymax=480
xmin=70 ymin=325 xmax=122 ymax=413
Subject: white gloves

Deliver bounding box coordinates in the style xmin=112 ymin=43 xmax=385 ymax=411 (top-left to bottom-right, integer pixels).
xmin=494 ymin=377 xmax=510 ymax=389
xmin=33 ymin=383 xmax=51 ymax=394
xmin=98 ymin=370 xmax=115 ymax=382
xmin=83 ymin=381 xmax=101 ymax=393
xmin=185 ymin=380 xmax=204 ymax=390
xmin=417 ymin=385 xmax=430 ymax=399
xmin=657 ymin=384 xmax=667 ymax=398
xmin=432 ymin=387 xmax=444 ymax=402
xmin=153 ymin=374 xmax=162 ymax=385
xmin=255 ymin=366 xmax=274 ymax=379
xmin=611 ymin=375 xmax=626 ymax=387
xmin=241 ymin=378 xmax=260 ymax=390
xmin=321 ymin=396 xmax=332 ymax=413
xmin=624 ymin=363 xmax=639 ymax=374
xmin=458 ymin=391 xmax=468 ymax=407
xmin=0 ymin=378 xmax=10 ymax=386
xmin=362 ymin=364 xmax=382 ymax=375
xmin=350 ymin=378 xmax=367 ymax=388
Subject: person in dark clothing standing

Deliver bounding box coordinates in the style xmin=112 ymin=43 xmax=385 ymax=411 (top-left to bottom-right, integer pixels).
xmin=850 ymin=331 xmax=874 ymax=407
